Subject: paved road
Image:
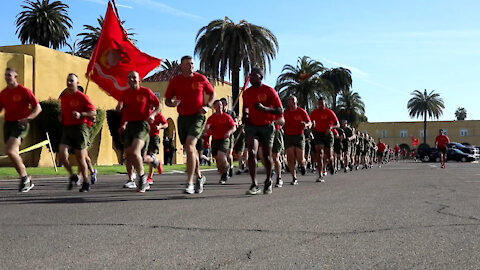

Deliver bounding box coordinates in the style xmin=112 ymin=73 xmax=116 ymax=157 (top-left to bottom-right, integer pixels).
xmin=1 ymin=161 xmax=479 ymax=269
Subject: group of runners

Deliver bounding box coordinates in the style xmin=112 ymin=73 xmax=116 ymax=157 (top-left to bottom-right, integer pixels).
xmin=2 ymin=58 xmax=405 ymax=194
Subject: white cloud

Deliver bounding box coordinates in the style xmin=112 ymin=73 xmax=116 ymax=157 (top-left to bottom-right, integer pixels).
xmin=321 ymin=58 xmax=368 ymax=78
xmin=127 ymin=0 xmax=202 ymax=19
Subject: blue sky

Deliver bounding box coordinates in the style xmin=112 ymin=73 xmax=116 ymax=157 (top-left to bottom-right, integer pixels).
xmin=2 ymin=0 xmax=480 ymax=122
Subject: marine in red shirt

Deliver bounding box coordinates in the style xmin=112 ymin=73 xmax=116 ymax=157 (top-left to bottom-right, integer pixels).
xmin=0 ymin=68 xmax=42 ymax=192
xmin=242 ymin=68 xmax=283 ymax=195
xmin=435 ymin=129 xmax=450 ymax=168
xmin=283 ymin=96 xmax=312 ymax=185
xmin=309 ymin=97 xmax=340 ymax=182
xmin=164 ymin=56 xmax=215 ymax=194
xmin=59 ymin=73 xmax=96 ymax=192
xmin=120 ymin=71 xmax=162 ymax=193
xmin=146 ymin=112 xmax=168 ymax=184
xmin=205 ymin=100 xmax=236 ymax=184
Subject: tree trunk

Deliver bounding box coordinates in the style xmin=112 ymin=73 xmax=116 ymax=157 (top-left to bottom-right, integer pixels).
xmin=423 ymin=113 xmax=427 ymax=147
xmin=231 ymin=67 xmax=240 ymax=115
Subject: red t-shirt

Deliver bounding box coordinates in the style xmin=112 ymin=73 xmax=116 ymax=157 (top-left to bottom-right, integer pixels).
xmin=164 ymin=73 xmax=215 ymax=116
xmin=0 ymin=84 xmax=39 ymax=122
xmin=242 ymin=84 xmax=282 ymax=126
xmin=120 ymin=86 xmax=160 ymax=122
xmin=377 ymin=142 xmax=386 ymax=152
xmin=149 ymin=113 xmax=167 ymax=137
xmin=394 ymin=146 xmax=400 ymax=153
xmin=310 ymin=108 xmax=338 ymax=133
xmin=284 ymin=107 xmax=310 ymax=135
xmin=206 ymin=112 xmax=235 ymax=140
xmin=435 ymin=135 xmax=450 ymax=148
xmin=60 ymin=90 xmax=95 ymax=126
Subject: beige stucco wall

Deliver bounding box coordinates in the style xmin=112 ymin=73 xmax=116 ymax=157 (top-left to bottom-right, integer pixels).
xmin=358 ymin=120 xmax=480 ymax=149
xmin=0 ymin=45 xmax=234 ymax=167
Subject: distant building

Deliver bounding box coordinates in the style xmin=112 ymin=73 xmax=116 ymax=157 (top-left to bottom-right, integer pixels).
xmin=358 ymin=120 xmax=480 ymax=150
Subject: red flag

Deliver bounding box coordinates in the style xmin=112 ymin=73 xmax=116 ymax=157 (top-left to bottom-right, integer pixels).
xmin=86 ymin=1 xmax=161 ymax=100
xmin=411 ymin=136 xmax=419 ymax=146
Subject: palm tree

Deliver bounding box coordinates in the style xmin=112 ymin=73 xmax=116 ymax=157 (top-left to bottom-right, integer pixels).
xmin=321 ymin=67 xmax=352 ymax=112
xmin=336 ymin=90 xmax=366 ymax=128
xmin=455 ymin=107 xmax=467 ymax=120
xmin=407 ymin=89 xmax=445 ymax=146
xmin=77 ymin=15 xmax=136 ymax=59
xmin=194 ymin=17 xmax=279 ymax=114
xmin=162 ymin=59 xmax=179 ymax=71
xmin=275 ymin=56 xmax=327 ymax=113
xmin=15 ymin=0 xmax=72 ymax=49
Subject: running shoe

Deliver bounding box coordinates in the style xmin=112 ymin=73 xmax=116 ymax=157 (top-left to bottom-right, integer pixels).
xmin=219 ymin=173 xmax=228 ymax=185
xmin=123 ymin=180 xmax=137 ymax=189
xmin=329 ymin=166 xmax=335 ymax=175
xmin=147 ymin=177 xmax=154 ymax=185
xmin=185 ymin=184 xmax=195 ymax=194
xmin=300 ymin=165 xmax=306 ymax=176
xmin=228 ymin=167 xmax=233 ymax=178
xmin=91 ymin=169 xmax=98 ymax=184
xmin=291 ymin=178 xmax=298 ymax=186
xmin=68 ymin=175 xmax=79 ymax=190
xmin=246 ymin=184 xmax=261 ymax=195
xmin=275 ymin=178 xmax=283 ymax=188
xmin=344 ymin=167 xmax=348 ymax=173
xmin=263 ymin=180 xmax=273 ymax=195
xmin=79 ymin=182 xmax=90 ymax=192
xmin=19 ymin=176 xmax=34 ymax=193
xmin=316 ymin=175 xmax=325 ymax=183
xmin=137 ymin=175 xmax=150 ymax=193
xmin=195 ymin=175 xmax=206 ymax=194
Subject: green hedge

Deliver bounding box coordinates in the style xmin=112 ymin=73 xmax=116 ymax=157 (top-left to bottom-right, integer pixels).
xmin=34 ymin=99 xmax=105 ymax=152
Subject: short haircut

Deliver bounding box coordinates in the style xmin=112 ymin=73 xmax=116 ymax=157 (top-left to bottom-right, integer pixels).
xmin=213 ymin=99 xmax=221 ymax=105
xmin=181 ymin=55 xmax=193 ymax=62
xmin=68 ymin=73 xmax=78 ymax=78
xmin=5 ymin=67 xmax=17 ymax=74
xmin=219 ymin=97 xmax=227 ymax=103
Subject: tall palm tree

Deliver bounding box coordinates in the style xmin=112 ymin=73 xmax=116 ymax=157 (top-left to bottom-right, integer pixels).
xmin=407 ymin=89 xmax=445 ymax=146
xmin=275 ymin=56 xmax=327 ymax=113
xmin=336 ymin=89 xmax=366 ymax=128
xmin=194 ymin=17 xmax=279 ymax=114
xmin=161 ymin=59 xmax=179 ymax=71
xmin=321 ymin=67 xmax=352 ymax=112
xmin=455 ymin=107 xmax=467 ymax=120
xmin=15 ymin=0 xmax=72 ymax=49
xmin=77 ymin=15 xmax=136 ymax=59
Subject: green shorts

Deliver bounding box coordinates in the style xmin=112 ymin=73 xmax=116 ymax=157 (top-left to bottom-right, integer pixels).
xmin=61 ymin=124 xmax=89 ymax=150
xmin=228 ymin=134 xmax=235 ymax=150
xmin=333 ymin=139 xmax=343 ymax=154
xmin=211 ymin=138 xmax=230 ymax=156
xmin=233 ymin=129 xmax=245 ymax=153
xmin=313 ymin=131 xmax=334 ymax=148
xmin=178 ymin=114 xmax=206 ymax=145
xmin=284 ymin=134 xmax=305 ymax=151
xmin=124 ymin=121 xmax=150 ymax=154
xmin=272 ymin=130 xmax=284 ymax=154
xmin=148 ymin=135 xmax=161 ymax=155
xmin=245 ymin=123 xmax=275 ymax=148
xmin=3 ymin=121 xmax=29 ymax=143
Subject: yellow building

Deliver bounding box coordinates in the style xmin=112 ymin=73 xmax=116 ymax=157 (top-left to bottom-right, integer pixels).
xmin=358 ymin=120 xmax=480 ymax=150
xmin=0 ymin=44 xmax=234 ymax=167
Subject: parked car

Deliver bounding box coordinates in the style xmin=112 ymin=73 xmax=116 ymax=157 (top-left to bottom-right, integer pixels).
xmin=447 ymin=142 xmax=479 ymax=158
xmin=417 ymin=147 xmax=476 ymax=162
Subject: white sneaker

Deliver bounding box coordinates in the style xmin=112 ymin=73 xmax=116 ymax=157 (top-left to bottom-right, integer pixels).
xmin=185 ymin=184 xmax=195 ymax=194
xmin=195 ymin=175 xmax=206 ymax=194
xmin=123 ymin=180 xmax=137 ymax=189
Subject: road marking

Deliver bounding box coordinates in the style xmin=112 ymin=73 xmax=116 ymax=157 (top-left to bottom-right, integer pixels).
xmin=429 ymin=165 xmax=437 ymax=168
xmin=465 ymin=180 xmax=480 ymax=183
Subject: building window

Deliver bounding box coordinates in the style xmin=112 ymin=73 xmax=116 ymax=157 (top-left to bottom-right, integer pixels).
xmin=381 ymin=130 xmax=387 ymax=138
xmin=460 ymin=129 xmax=468 ymax=137
xmin=419 ymin=130 xmax=426 ymax=138
xmin=400 ymin=130 xmax=408 ymax=138
xmin=443 ymin=129 xmax=448 ymax=135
